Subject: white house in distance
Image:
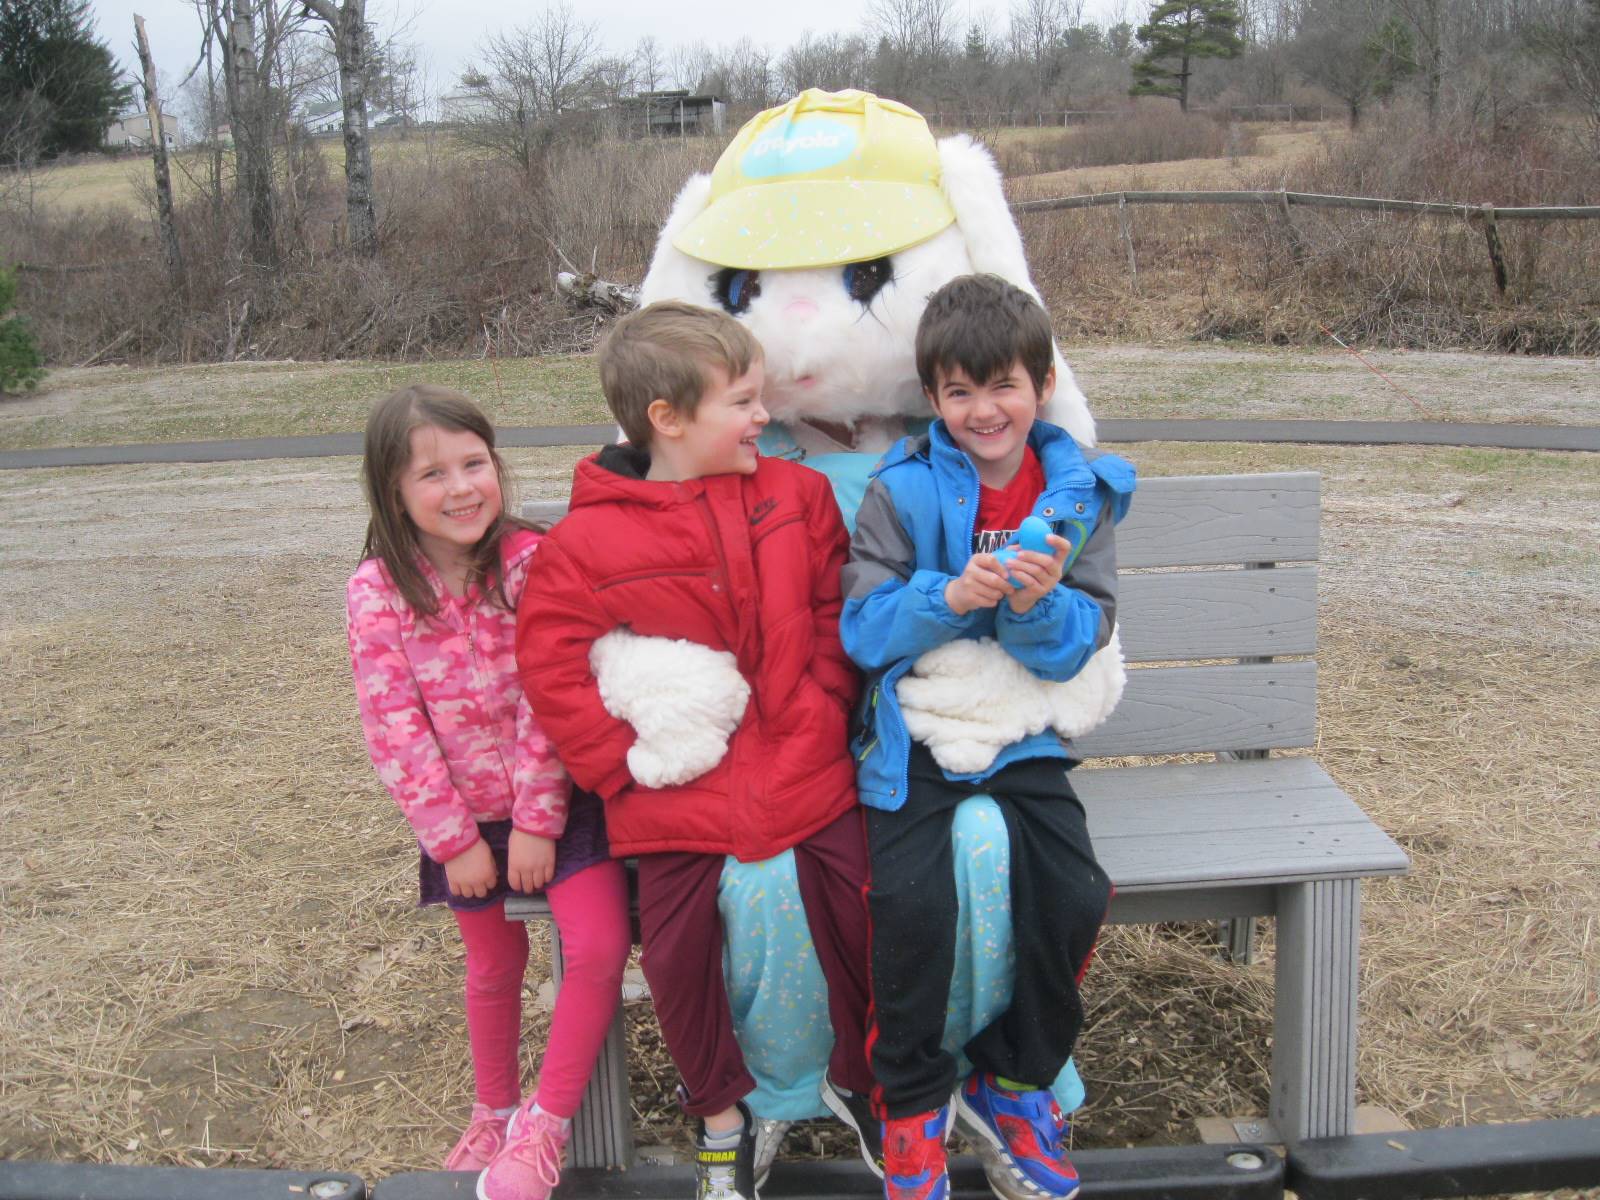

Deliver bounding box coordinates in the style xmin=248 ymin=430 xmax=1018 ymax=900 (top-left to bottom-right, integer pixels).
xmin=297 ymin=99 xmax=396 ymax=135
xmin=105 ymin=111 xmax=178 ymax=150
xmin=438 ymin=88 xmax=496 ymax=124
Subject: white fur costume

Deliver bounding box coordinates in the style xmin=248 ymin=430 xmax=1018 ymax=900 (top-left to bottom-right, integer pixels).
xmin=589 ymin=629 xmax=749 ymax=789
xmin=897 ymin=634 xmax=1126 ymax=776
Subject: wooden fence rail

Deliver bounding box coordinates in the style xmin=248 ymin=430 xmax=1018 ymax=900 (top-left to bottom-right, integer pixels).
xmin=1011 ymin=189 xmax=1600 ymax=296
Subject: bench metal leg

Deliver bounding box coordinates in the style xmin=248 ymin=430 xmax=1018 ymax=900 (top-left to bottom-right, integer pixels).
xmin=1220 ymin=916 xmax=1257 ymax=964
xmin=1270 ymin=878 xmax=1360 ymax=1141
xmin=549 ymin=925 xmax=635 ymax=1169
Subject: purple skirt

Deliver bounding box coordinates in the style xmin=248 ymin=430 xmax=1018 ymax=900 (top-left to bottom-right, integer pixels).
xmin=418 ymin=787 xmax=611 ymax=912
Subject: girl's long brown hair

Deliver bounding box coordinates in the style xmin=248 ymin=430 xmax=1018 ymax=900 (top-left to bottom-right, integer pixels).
xmin=359 ymin=384 xmax=534 ymax=617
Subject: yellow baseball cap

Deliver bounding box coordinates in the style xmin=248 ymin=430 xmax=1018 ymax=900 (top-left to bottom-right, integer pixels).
xmin=673 ymin=89 xmax=957 ymax=271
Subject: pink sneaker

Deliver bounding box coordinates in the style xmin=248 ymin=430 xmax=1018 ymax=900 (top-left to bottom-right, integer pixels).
xmin=477 ymin=1103 xmax=570 ymax=1200
xmin=444 ymin=1104 xmax=509 ymax=1172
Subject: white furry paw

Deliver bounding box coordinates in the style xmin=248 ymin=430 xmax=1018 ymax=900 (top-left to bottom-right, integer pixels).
xmin=590 ymin=629 xmax=750 ymax=789
xmin=1043 ymin=631 xmax=1126 ymax=741
xmin=896 ymin=632 xmax=1128 ymax=774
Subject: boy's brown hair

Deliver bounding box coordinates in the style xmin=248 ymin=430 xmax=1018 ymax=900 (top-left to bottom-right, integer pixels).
xmin=598 ymin=300 xmax=762 ymax=447
xmin=914 ymin=273 xmax=1055 ymax=396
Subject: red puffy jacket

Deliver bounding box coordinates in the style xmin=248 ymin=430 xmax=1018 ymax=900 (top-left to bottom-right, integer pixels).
xmin=516 ymin=446 xmax=860 ymax=861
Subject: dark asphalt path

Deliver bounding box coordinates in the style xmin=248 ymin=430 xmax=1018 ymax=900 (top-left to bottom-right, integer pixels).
xmin=2 ymin=419 xmax=1597 ymax=470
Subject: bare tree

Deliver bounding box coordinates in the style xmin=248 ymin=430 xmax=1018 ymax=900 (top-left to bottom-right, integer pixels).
xmin=207 ymin=0 xmax=286 ymax=266
xmin=634 ymin=35 xmax=663 ymax=93
xmin=780 ymin=31 xmax=873 ymax=93
xmin=1532 ymin=0 xmax=1600 ymax=146
xmin=1010 ymin=0 xmax=1081 ymax=112
xmin=667 ymin=39 xmax=711 ymax=91
xmin=700 ymin=39 xmax=777 ymax=107
xmin=1389 ymin=0 xmax=1446 ymax=125
xmin=133 ymin=13 xmax=183 ymax=281
xmin=869 ymin=0 xmax=959 ymax=62
xmin=301 ymin=0 xmax=377 ymax=254
xmin=460 ymin=4 xmax=602 ymax=172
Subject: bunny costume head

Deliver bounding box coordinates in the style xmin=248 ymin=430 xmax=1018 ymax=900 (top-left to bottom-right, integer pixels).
xmin=639 ymin=89 xmax=1096 ymax=462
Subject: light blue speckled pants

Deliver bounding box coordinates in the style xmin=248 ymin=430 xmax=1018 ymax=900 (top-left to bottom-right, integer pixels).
xmin=718 ymin=795 xmax=1085 ymax=1120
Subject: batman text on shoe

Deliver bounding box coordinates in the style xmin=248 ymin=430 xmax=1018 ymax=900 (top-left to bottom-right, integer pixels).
xmin=695 ymin=1102 xmax=759 ymax=1200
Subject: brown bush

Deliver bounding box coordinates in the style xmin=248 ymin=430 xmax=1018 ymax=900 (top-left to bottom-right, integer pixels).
xmin=989 ymin=107 xmax=1257 ymax=177
xmin=3 ymin=132 xmax=718 ymax=365
xmin=1025 ymin=110 xmax=1600 ymax=354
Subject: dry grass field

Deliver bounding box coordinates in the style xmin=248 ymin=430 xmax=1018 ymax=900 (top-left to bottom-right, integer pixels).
xmin=2 ymin=353 xmax=1597 ymax=1189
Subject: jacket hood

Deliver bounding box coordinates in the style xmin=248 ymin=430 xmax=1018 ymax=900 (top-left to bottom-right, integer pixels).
xmin=570 ymin=443 xmax=699 ymax=513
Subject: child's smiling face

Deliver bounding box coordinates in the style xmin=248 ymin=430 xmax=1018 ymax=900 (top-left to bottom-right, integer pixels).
xmin=398 ymin=424 xmax=503 ymax=568
xmin=927 ymin=358 xmax=1055 ymax=489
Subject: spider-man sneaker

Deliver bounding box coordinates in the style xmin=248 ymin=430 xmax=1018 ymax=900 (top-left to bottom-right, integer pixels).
xmin=881 ymin=1105 xmax=952 ymax=1200
xmin=954 ymin=1074 xmax=1079 ymax=1200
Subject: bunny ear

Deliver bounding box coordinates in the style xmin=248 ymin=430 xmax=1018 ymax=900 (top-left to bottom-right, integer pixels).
xmin=937 ymin=134 xmax=1098 ymax=446
xmin=937 ymin=135 xmax=1042 ymax=299
xmin=639 ymin=172 xmax=716 ymax=308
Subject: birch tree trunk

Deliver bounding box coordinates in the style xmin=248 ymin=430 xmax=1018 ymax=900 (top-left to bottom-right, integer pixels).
xmin=215 ymin=0 xmax=277 ymax=267
xmin=303 ymin=0 xmax=377 ymax=255
xmin=133 ymin=14 xmax=183 ymax=283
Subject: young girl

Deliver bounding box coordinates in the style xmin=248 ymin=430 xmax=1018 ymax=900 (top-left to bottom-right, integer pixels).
xmin=347 ymin=384 xmax=630 ymax=1200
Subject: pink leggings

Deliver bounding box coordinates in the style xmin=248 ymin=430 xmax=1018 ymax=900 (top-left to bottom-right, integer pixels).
xmin=452 ymin=860 xmax=630 ymax=1117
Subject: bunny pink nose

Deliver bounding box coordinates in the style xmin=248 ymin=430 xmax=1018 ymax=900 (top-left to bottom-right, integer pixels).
xmin=784 ymin=298 xmax=818 ymax=321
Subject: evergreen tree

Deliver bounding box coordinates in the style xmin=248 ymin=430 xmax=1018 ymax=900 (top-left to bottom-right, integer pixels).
xmin=1130 ymin=0 xmax=1244 ymax=111
xmin=965 ymin=23 xmax=989 ymax=65
xmin=0 ymin=267 xmax=45 ymax=394
xmin=0 ymin=0 xmax=131 ymax=158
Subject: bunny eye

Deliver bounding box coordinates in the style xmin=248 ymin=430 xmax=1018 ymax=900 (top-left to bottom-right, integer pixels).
xmin=712 ymin=268 xmax=761 ymax=315
xmin=842 ymin=258 xmax=892 ymax=305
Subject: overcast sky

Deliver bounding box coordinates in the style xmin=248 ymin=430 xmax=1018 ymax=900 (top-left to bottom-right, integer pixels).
xmin=89 ymin=0 xmax=1129 ymax=112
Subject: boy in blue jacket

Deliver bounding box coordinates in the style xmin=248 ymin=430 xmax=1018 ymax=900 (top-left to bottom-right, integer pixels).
xmin=840 ymin=275 xmax=1134 ymax=1200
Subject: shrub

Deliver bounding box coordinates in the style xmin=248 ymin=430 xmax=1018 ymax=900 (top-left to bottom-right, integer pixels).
xmin=989 ymin=106 xmax=1257 ymax=176
xmin=0 ymin=265 xmax=45 ymax=392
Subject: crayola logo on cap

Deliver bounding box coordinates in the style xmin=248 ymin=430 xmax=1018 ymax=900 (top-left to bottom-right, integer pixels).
xmin=740 ymin=117 xmax=858 ymax=180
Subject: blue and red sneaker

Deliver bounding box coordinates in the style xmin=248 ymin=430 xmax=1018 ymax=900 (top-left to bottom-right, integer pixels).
xmin=881 ymin=1105 xmax=952 ymax=1200
xmin=955 ymin=1074 xmax=1079 ymax=1200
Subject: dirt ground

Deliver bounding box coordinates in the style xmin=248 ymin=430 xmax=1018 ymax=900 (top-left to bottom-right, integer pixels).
xmin=2 ymin=361 xmax=1598 ymax=1186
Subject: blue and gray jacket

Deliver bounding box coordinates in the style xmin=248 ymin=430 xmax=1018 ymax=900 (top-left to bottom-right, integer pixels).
xmin=839 ymin=419 xmax=1136 ymax=811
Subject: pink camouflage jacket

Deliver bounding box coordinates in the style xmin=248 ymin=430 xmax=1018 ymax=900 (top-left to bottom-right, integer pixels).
xmin=347 ymin=529 xmax=568 ymax=863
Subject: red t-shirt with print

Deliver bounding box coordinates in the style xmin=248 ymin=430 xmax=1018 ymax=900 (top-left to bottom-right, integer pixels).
xmin=973 ymin=446 xmax=1045 ymax=555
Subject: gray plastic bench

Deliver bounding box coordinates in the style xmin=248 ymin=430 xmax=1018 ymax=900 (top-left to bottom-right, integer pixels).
xmin=508 ymin=470 xmax=1409 ymax=1168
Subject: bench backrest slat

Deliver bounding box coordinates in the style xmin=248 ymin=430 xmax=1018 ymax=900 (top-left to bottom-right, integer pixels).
xmin=1118 ymin=472 xmax=1319 ymax=567
xmin=1117 ymin=566 xmax=1316 ymax=662
xmin=1074 ymin=660 xmax=1317 ymax=758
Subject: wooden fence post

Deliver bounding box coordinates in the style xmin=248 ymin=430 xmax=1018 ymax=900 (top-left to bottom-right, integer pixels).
xmin=1278 ymin=189 xmax=1306 ymax=267
xmin=1117 ymin=193 xmax=1139 ymax=294
xmin=1479 ymin=203 xmax=1508 ymax=296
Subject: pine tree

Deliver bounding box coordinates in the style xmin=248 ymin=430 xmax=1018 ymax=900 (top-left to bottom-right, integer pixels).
xmin=0 ymin=267 xmax=45 ymax=394
xmin=1130 ymin=0 xmax=1244 ymax=112
xmin=0 ymin=0 xmax=131 ymax=158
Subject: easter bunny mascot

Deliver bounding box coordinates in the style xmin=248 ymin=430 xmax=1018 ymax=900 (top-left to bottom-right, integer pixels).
xmin=602 ymin=90 xmax=1126 ymax=1184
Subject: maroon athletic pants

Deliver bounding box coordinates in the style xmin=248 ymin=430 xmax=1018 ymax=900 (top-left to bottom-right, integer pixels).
xmin=635 ymin=807 xmax=875 ymax=1115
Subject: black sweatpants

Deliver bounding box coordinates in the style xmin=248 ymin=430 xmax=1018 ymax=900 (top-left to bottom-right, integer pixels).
xmin=866 ymin=741 xmax=1111 ymax=1119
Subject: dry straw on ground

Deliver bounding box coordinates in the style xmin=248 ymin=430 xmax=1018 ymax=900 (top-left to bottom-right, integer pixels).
xmin=1 ymin=438 xmax=1597 ymax=1188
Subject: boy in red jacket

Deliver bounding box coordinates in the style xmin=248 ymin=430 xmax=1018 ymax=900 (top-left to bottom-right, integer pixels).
xmin=517 ymin=301 xmax=877 ymax=1200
